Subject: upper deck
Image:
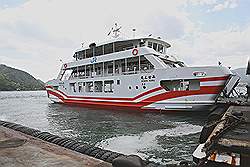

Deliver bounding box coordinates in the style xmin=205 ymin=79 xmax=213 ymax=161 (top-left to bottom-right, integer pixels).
xmin=73 ymin=37 xmax=171 ymax=61
xmin=57 ymin=36 xmax=186 ymax=81
xmin=58 ymin=32 xmax=188 ymax=80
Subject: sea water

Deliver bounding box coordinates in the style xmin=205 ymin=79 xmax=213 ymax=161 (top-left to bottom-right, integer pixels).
xmin=0 ymin=91 xmax=208 ymax=164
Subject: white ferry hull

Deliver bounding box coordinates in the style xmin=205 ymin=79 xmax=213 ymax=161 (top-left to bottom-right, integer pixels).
xmin=46 ymin=67 xmax=231 ymax=112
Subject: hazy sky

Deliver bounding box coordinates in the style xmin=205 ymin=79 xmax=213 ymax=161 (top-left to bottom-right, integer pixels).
xmin=0 ymin=0 xmax=249 ymax=81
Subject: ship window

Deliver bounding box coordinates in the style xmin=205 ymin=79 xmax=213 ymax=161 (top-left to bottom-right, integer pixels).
xmin=104 ymin=61 xmax=114 ymax=75
xmin=70 ymin=83 xmax=76 ymax=92
xmin=139 ymin=40 xmax=146 ymax=47
xmin=86 ymin=49 xmax=93 ymax=58
xmin=148 ymin=42 xmax=152 ymax=48
xmin=127 ymin=56 xmax=139 ymax=73
xmin=78 ymin=82 xmax=84 ymax=92
xmin=104 ymin=43 xmax=113 ymax=54
xmin=117 ymin=80 xmax=120 ymax=85
xmin=78 ymin=66 xmax=85 ymax=78
xmin=70 ymin=68 xmax=78 ymax=79
xmin=135 ymin=86 xmax=139 ymax=89
xmin=107 ymin=64 xmax=113 ymax=74
xmin=94 ymin=81 xmax=103 ymax=92
xmin=115 ymin=59 xmax=121 ymax=74
xmin=160 ymin=79 xmax=200 ymax=91
xmin=189 ymin=80 xmax=200 ymax=90
xmin=140 ymin=55 xmax=154 ymax=72
xmin=158 ymin=44 xmax=164 ymax=53
xmin=76 ymin=51 xmax=84 ymax=60
xmin=95 ymin=46 xmax=103 ymax=56
xmin=95 ymin=63 xmax=103 ymax=76
xmin=86 ymin=82 xmax=94 ymax=92
xmin=86 ymin=65 xmax=92 ymax=77
xmin=153 ymin=43 xmax=157 ymax=51
xmin=114 ymin=41 xmax=134 ymax=52
xmin=121 ymin=59 xmax=126 ymax=73
xmin=104 ymin=80 xmax=114 ymax=93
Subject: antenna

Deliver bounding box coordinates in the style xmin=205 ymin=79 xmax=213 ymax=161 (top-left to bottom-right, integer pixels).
xmin=108 ymin=23 xmax=122 ymax=38
xmin=107 ymin=27 xmax=113 ymax=36
xmin=81 ymin=42 xmax=84 ymax=47
xmin=132 ymin=28 xmax=136 ymax=38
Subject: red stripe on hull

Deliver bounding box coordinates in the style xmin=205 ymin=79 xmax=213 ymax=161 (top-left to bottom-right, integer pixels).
xmin=46 ymin=75 xmax=228 ymax=101
xmin=47 ymin=85 xmax=223 ymax=111
xmin=199 ymin=76 xmax=229 ymax=82
xmin=140 ymin=86 xmax=223 ymax=105
xmin=55 ymin=87 xmax=164 ymax=101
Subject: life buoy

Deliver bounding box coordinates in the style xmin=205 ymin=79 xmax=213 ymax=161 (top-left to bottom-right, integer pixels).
xmin=132 ymin=48 xmax=138 ymax=56
xmin=63 ymin=64 xmax=67 ymax=68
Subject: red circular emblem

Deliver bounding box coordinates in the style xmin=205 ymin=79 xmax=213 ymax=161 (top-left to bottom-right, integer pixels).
xmin=132 ymin=48 xmax=138 ymax=56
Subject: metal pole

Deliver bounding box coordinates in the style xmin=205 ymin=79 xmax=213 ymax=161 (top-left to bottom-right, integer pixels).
xmin=139 ymin=55 xmax=140 ymax=73
xmin=125 ymin=58 xmax=127 ymax=73
xmin=113 ymin=60 xmax=115 ymax=75
xmin=103 ymin=62 xmax=104 ymax=76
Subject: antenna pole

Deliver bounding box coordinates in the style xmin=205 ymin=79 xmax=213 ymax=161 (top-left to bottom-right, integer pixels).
xmin=132 ymin=28 xmax=136 ymax=38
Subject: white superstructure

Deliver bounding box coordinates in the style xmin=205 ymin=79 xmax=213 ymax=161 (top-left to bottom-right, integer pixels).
xmin=46 ymin=28 xmax=234 ymax=112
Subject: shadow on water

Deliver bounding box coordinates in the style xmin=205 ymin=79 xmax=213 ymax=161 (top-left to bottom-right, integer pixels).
xmin=46 ymin=103 xmax=209 ymax=164
xmin=46 ymin=103 xmax=208 ymax=139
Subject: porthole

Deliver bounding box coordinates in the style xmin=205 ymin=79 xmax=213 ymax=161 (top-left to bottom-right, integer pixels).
xmin=135 ymin=86 xmax=139 ymax=89
xmin=143 ymin=86 xmax=146 ymax=89
xmin=129 ymin=86 xmax=132 ymax=89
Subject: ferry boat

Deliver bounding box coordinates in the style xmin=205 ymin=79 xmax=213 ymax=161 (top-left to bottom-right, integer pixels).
xmin=46 ymin=26 xmax=238 ymax=112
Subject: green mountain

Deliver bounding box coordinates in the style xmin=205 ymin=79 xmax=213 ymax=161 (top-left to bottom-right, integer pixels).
xmin=0 ymin=64 xmax=44 ymax=91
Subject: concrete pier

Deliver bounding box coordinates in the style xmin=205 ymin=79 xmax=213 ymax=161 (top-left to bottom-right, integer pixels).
xmin=0 ymin=126 xmax=111 ymax=167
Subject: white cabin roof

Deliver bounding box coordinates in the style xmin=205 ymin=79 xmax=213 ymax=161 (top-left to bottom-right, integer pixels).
xmin=75 ymin=37 xmax=171 ymax=53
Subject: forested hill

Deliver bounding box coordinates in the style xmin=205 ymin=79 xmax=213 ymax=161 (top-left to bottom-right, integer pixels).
xmin=0 ymin=64 xmax=44 ymax=91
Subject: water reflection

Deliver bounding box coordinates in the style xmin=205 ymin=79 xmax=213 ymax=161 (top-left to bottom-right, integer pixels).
xmin=0 ymin=91 xmax=209 ymax=164
xmin=45 ymin=101 xmax=207 ymax=164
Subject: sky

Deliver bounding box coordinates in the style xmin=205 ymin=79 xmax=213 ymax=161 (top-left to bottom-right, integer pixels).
xmin=0 ymin=0 xmax=249 ymax=81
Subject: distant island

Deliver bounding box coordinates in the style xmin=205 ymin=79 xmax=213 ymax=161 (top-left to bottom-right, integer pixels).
xmin=0 ymin=64 xmax=44 ymax=91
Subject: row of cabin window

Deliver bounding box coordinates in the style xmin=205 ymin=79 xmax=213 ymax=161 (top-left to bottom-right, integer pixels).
xmin=67 ymin=56 xmax=154 ymax=80
xmin=75 ymin=42 xmax=135 ymax=60
xmin=148 ymin=42 xmax=164 ymax=53
xmin=75 ymin=41 xmax=165 ymax=60
xmin=70 ymin=80 xmax=118 ymax=93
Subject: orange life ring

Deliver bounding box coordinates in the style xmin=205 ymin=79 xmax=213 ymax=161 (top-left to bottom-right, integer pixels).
xmin=132 ymin=48 xmax=138 ymax=56
xmin=63 ymin=64 xmax=67 ymax=68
